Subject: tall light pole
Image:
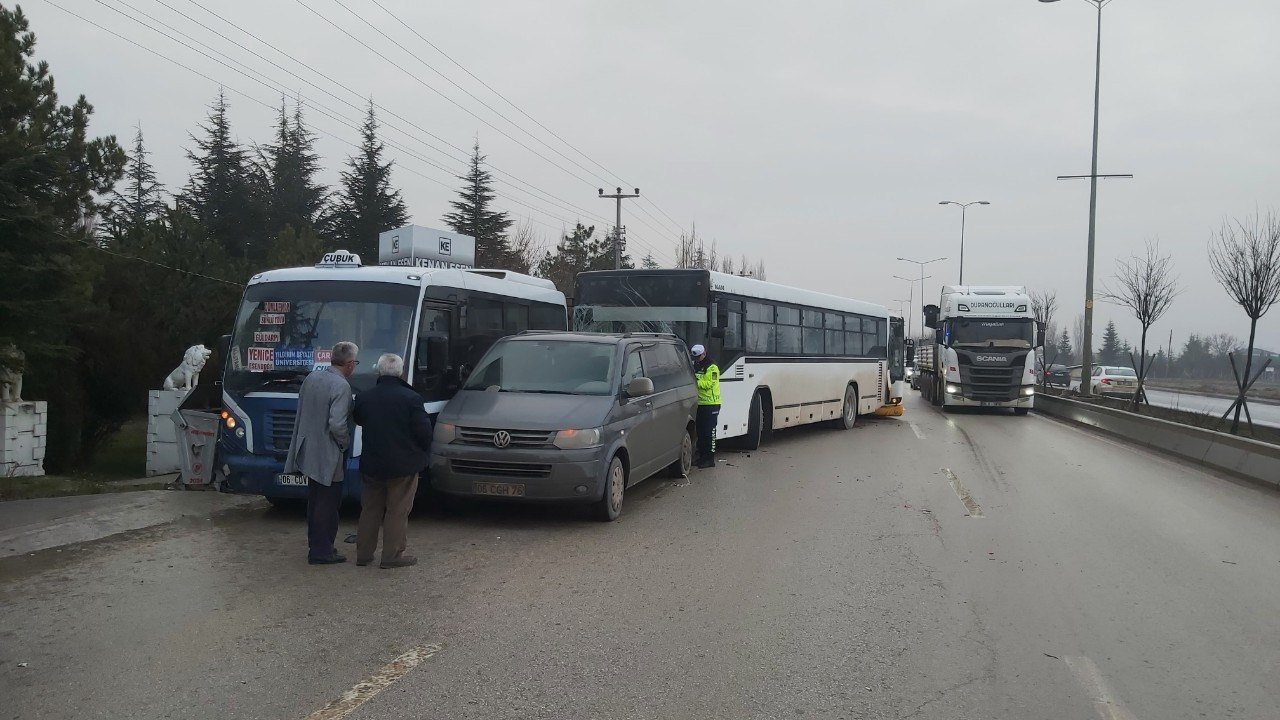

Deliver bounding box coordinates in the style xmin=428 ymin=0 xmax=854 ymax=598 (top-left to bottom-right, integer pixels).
xmin=1041 ymin=0 xmax=1131 ymax=397
xmin=893 ymin=274 xmax=930 ymax=339
xmin=938 ymin=200 xmax=990 ymax=285
xmin=896 ymin=256 xmax=945 ymax=338
xmin=598 ymin=187 xmax=640 ymax=270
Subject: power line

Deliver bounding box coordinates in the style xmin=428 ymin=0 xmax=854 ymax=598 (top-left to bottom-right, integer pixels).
xmin=168 ymin=0 xmax=674 ymax=261
xmin=367 ymin=0 xmax=690 ymax=239
xmin=65 ymin=232 xmax=246 ymax=287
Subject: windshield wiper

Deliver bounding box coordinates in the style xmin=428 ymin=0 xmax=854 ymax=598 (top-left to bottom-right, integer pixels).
xmin=241 ymin=369 xmax=312 ymax=392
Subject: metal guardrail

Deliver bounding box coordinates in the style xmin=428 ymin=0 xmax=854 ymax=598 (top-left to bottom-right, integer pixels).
xmin=1034 ymin=394 xmax=1280 ymax=489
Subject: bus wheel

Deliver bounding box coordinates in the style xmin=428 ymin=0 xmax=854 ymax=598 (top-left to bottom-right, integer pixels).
xmin=741 ymin=392 xmax=766 ymax=450
xmin=832 ymin=384 xmax=857 ymax=430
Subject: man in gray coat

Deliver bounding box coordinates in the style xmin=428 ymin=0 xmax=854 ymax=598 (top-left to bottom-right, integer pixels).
xmin=285 ymin=341 xmax=359 ymax=565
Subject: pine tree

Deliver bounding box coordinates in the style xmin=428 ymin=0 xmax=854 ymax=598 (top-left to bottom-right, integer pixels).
xmin=328 ymin=102 xmax=409 ymax=260
xmin=0 ymin=5 xmax=126 ymax=466
xmin=443 ymin=140 xmax=513 ymax=268
xmin=180 ymin=89 xmax=266 ymax=260
xmin=1099 ymin=320 xmax=1122 ymax=364
xmin=260 ymin=98 xmax=326 ymax=239
xmin=1058 ymin=328 xmax=1073 ymax=362
xmin=538 ymin=224 xmax=618 ymax=296
xmin=268 ymin=224 xmax=328 ymax=269
xmin=641 ymin=252 xmax=660 ymax=269
xmin=104 ymin=126 xmax=166 ymax=246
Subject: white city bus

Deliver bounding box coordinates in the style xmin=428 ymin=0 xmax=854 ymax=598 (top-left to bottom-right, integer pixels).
xmin=574 ymin=269 xmax=905 ymax=449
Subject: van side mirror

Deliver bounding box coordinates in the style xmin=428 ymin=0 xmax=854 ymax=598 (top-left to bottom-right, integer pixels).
xmin=709 ymin=327 xmax=725 ymax=339
xmin=625 ymin=377 xmax=654 ymax=398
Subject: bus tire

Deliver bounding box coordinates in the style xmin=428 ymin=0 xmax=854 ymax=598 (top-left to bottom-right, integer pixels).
xmin=832 ymin=383 xmax=857 ymax=430
xmin=741 ymin=391 xmax=767 ymax=450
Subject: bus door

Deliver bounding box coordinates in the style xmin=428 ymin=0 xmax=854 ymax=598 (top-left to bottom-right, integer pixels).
xmin=888 ymin=316 xmax=905 ymax=383
xmin=412 ymin=302 xmax=455 ymax=411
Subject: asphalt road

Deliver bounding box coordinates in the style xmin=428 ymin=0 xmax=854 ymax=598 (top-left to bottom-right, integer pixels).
xmin=1142 ymin=388 xmax=1280 ymax=429
xmin=3 ymin=396 xmax=1279 ymax=719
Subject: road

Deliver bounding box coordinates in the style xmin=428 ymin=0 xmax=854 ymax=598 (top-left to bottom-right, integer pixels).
xmin=1143 ymin=387 xmax=1280 ymax=429
xmin=3 ymin=395 xmax=1279 ymax=719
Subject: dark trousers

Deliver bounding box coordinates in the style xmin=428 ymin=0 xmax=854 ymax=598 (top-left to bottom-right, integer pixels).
xmin=307 ymin=479 xmax=344 ymax=559
xmin=696 ymin=404 xmax=719 ymax=461
xmin=357 ymin=474 xmax=419 ymax=563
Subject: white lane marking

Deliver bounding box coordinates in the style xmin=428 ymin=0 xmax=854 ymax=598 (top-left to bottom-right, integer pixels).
xmin=1064 ymin=656 xmax=1138 ymax=720
xmin=305 ymin=643 xmax=442 ymax=720
xmin=909 ymin=421 xmax=927 ymax=440
xmin=942 ymin=468 xmax=983 ymax=518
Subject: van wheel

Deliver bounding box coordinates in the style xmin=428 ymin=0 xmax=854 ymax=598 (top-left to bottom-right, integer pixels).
xmin=666 ymin=427 xmax=693 ymax=478
xmin=593 ymin=456 xmax=626 ymax=522
xmin=831 ymin=384 xmax=857 ymax=429
xmin=741 ymin=392 xmax=766 ymax=450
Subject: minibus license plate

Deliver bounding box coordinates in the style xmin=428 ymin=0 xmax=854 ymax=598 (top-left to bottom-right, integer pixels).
xmin=276 ymin=473 xmax=307 ymax=486
xmin=473 ymin=482 xmax=525 ymax=497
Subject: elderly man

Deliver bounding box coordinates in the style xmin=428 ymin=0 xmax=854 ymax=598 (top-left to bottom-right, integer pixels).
xmin=352 ymin=353 xmax=431 ymax=569
xmin=285 ymin=341 xmax=359 ymax=565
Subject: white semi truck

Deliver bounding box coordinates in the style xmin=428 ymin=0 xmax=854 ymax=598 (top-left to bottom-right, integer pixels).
xmin=914 ymin=285 xmax=1044 ymax=414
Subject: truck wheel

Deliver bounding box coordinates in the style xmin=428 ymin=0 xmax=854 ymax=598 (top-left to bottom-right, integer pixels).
xmin=741 ymin=392 xmax=766 ymax=450
xmin=930 ymin=376 xmax=943 ymax=407
xmin=592 ymin=456 xmax=626 ymax=522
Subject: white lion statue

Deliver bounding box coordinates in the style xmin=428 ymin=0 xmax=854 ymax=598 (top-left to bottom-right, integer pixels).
xmin=0 ymin=344 xmax=23 ymax=403
xmin=163 ymin=344 xmax=213 ymax=392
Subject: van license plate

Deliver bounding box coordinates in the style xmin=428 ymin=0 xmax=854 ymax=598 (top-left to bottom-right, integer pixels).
xmin=276 ymin=473 xmax=307 ymax=486
xmin=473 ymin=482 xmax=525 ymax=497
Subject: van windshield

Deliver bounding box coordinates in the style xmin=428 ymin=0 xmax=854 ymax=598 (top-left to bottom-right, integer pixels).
xmin=463 ymin=340 xmax=617 ymax=395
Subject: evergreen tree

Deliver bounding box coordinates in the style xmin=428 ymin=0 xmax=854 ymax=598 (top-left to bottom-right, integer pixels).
xmin=443 ymin=140 xmax=513 ymax=268
xmin=104 ymin=125 xmax=166 ymax=245
xmin=537 ymin=224 xmax=618 ymax=296
xmin=641 ymin=252 xmax=660 ymax=269
xmin=1058 ymin=328 xmax=1073 ymax=362
xmin=329 ymin=103 xmax=409 ymax=259
xmin=260 ymin=98 xmax=326 ymax=238
xmin=268 ymin=224 xmax=328 ymax=269
xmin=1099 ymin=320 xmax=1122 ymax=364
xmin=0 ymin=5 xmax=126 ymax=466
xmin=180 ymin=89 xmax=266 ymax=260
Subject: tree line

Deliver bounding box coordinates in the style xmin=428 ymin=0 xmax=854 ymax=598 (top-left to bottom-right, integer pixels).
xmin=0 ymin=5 xmax=767 ymax=470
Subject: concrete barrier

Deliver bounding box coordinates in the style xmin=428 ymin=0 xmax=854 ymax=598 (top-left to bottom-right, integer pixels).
xmin=1034 ymin=394 xmax=1280 ymax=489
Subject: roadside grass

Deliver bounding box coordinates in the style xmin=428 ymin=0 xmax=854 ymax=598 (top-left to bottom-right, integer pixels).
xmin=1 ymin=420 xmax=171 ymax=501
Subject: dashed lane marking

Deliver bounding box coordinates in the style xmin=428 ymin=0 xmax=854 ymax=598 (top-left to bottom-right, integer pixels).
xmin=304 ymin=643 xmax=442 ymax=720
xmin=1064 ymin=656 xmax=1139 ymax=720
xmin=942 ymin=468 xmax=983 ymax=518
xmin=909 ymin=421 xmax=927 ymax=440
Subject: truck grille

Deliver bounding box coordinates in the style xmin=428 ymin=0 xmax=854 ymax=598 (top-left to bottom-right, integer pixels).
xmin=450 ymin=459 xmax=552 ymax=478
xmin=268 ymin=410 xmax=296 ymax=451
xmin=959 ymin=365 xmax=1021 ymax=401
xmin=457 ymin=427 xmax=556 ymax=448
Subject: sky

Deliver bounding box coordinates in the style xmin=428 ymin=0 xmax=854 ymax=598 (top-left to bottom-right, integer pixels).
xmin=24 ymin=0 xmax=1280 ymax=354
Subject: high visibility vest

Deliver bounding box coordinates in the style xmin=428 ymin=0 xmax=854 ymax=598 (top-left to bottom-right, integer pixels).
xmin=696 ymin=363 xmax=721 ymax=405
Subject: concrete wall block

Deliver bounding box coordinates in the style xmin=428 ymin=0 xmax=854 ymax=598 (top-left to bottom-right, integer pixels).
xmin=32 ymin=446 xmax=45 ymax=461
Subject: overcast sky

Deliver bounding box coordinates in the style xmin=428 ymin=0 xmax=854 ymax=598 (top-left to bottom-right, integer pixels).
xmin=28 ymin=0 xmax=1280 ymax=352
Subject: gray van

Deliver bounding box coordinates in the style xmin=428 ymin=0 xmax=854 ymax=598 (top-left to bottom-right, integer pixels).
xmin=429 ymin=332 xmax=699 ymax=521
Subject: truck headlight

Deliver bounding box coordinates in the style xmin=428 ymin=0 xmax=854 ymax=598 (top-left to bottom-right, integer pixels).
xmin=554 ymin=427 xmax=603 ymax=449
xmin=433 ymin=422 xmax=457 ymax=445
xmin=945 ymin=384 xmax=959 ymax=395
xmin=1022 ymin=387 xmax=1036 ymax=396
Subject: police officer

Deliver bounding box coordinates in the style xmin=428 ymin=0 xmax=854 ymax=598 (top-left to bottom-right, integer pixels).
xmin=690 ymin=344 xmax=720 ymax=469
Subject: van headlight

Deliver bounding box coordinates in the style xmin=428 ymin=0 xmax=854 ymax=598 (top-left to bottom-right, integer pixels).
xmin=553 ymin=427 xmax=603 ymax=450
xmin=433 ymin=422 xmax=456 ymax=445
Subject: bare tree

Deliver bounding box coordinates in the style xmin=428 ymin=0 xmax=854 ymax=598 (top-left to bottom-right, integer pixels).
xmin=505 ymin=220 xmax=546 ymax=275
xmin=1072 ymin=313 xmax=1086 ymax=363
xmin=1208 ymin=211 xmax=1280 ymax=433
xmin=1205 ymin=332 xmax=1242 ymax=358
xmin=1030 ymin=290 xmax=1058 ymax=389
xmin=1101 ymin=239 xmax=1180 ymax=410
xmin=720 ymin=255 xmax=735 ymax=275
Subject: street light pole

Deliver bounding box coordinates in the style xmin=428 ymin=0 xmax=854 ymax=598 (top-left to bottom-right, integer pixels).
xmin=938 ymin=201 xmax=990 ymax=285
xmin=896 ymin=257 xmax=945 ymax=338
xmin=892 ymin=275 xmax=921 ymax=338
xmin=1041 ymin=0 xmax=1131 ymax=397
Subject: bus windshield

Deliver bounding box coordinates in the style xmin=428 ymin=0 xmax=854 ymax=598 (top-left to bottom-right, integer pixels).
xmin=574 ymin=272 xmax=709 ymax=347
xmin=225 ymin=280 xmax=418 ymax=397
xmin=949 ymin=317 xmax=1035 ymax=349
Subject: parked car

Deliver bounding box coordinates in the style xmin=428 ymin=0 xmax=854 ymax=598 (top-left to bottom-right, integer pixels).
xmin=1068 ymin=365 xmax=1137 ymax=397
xmin=1045 ymin=364 xmax=1071 ymax=387
xmin=429 ymin=331 xmax=699 ymax=521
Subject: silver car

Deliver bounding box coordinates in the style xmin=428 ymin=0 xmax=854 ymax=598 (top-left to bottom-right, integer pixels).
xmin=429 ymin=332 xmax=699 ymax=521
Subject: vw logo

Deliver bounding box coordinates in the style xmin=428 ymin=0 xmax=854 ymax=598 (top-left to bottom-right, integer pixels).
xmin=492 ymin=430 xmax=511 ymax=448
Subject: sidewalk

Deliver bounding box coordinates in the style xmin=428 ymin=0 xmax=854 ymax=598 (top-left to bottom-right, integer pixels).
xmin=0 ymin=490 xmax=264 ymax=559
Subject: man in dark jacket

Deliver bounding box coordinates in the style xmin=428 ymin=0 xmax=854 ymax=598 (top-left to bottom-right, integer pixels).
xmin=352 ymin=353 xmax=432 ymax=569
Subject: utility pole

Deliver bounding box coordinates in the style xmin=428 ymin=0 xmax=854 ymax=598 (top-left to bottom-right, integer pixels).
xmin=599 ymin=187 xmax=640 ymax=270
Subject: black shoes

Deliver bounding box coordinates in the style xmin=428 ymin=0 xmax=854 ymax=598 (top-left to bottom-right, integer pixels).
xmin=308 ymin=552 xmax=347 ymax=565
